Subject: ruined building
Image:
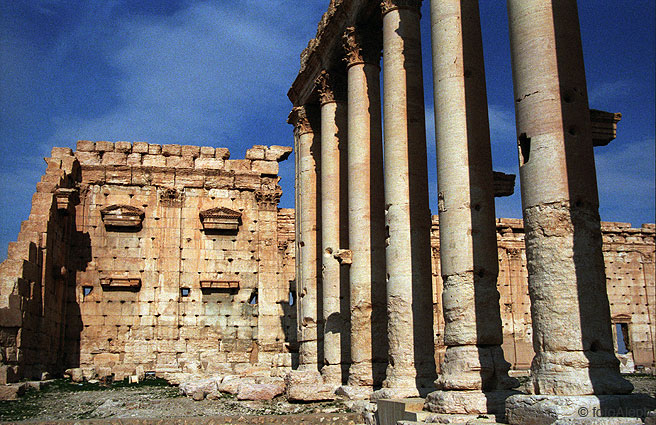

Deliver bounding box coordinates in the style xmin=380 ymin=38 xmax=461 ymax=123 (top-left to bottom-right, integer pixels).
xmin=1 ymin=0 xmax=656 ymax=422
xmin=0 ymin=142 xmax=297 ymax=384
xmin=0 ymin=141 xmax=653 ymax=392
xmin=286 ymin=0 xmax=655 ymax=420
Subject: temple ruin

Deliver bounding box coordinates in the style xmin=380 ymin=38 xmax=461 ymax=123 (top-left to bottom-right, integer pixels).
xmin=1 ymin=0 xmax=655 ymax=423
xmin=286 ymin=0 xmax=655 ymax=421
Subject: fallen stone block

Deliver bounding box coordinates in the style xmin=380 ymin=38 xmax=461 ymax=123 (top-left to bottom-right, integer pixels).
xmin=237 ymin=381 xmax=285 ymax=400
xmin=286 ymin=369 xmax=336 ymax=401
xmin=0 ymin=383 xmax=26 ymax=400
xmin=506 ymin=394 xmax=656 ymax=425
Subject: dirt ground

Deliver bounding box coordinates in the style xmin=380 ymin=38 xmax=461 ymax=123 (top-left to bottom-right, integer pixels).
xmin=0 ymin=375 xmax=654 ymax=423
xmin=0 ymin=378 xmax=351 ymax=423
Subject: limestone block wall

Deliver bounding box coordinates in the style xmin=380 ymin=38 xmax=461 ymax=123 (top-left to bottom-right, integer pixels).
xmin=0 ymin=148 xmax=80 ymax=384
xmin=430 ymin=216 xmax=654 ymax=372
xmin=1 ymin=141 xmax=296 ymax=384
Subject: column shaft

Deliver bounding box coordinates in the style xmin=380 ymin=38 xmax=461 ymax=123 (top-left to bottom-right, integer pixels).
xmin=381 ymin=1 xmax=436 ymax=395
xmin=507 ymin=0 xmax=632 ymax=395
xmin=425 ymin=1 xmax=518 ymax=414
xmin=320 ymin=98 xmax=348 ymax=386
xmin=347 ymin=60 xmax=387 ymax=388
xmin=293 ymin=108 xmax=321 ymax=371
xmin=432 ymin=0 xmax=515 ymax=391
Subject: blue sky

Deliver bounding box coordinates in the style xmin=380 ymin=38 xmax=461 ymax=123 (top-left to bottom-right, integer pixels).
xmin=1 ymin=1 xmax=654 ymax=260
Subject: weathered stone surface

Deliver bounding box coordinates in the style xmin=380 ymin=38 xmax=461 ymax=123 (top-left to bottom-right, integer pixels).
xmin=64 ymin=368 xmax=84 ymax=383
xmin=0 ymin=383 xmax=26 ymax=400
xmin=77 ymin=140 xmax=95 ymax=152
xmin=179 ymin=376 xmax=222 ymax=397
xmin=237 ymin=380 xmax=285 ymax=400
xmin=381 ymin=1 xmax=435 ymax=394
xmin=507 ymin=0 xmax=632 ymax=395
xmin=426 ymin=390 xmax=519 ymax=416
xmin=286 ymin=370 xmax=336 ymax=401
xmin=96 ymin=141 xmax=115 ymax=152
xmin=336 ymin=385 xmax=373 ymax=401
xmin=505 ymin=394 xmax=656 ymax=425
xmin=0 ymin=141 xmax=295 ymax=385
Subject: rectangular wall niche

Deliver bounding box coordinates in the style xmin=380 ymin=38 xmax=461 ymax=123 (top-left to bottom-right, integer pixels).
xmin=199 ymin=207 xmax=241 ymax=231
xmin=100 ymin=277 xmax=142 ymax=290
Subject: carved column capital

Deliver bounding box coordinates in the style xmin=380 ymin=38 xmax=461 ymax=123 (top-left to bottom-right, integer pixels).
xmin=381 ymin=0 xmax=422 ymax=15
xmin=288 ymin=106 xmax=319 ymax=136
xmin=342 ymin=26 xmax=382 ymax=68
xmin=255 ymin=188 xmax=282 ymax=210
xmin=316 ymin=70 xmax=346 ymax=105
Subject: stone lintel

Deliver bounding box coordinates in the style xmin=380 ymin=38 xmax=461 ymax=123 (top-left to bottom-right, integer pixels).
xmin=505 ymin=394 xmax=656 ymax=425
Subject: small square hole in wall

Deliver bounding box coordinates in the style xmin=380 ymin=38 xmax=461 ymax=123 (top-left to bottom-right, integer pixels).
xmin=83 ymin=286 xmax=93 ymax=297
xmin=180 ymin=288 xmax=191 ymax=297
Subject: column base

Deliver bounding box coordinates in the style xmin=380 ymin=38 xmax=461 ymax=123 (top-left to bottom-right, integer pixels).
xmin=505 ymin=394 xmax=656 ymax=425
xmin=321 ymin=364 xmax=343 ymax=387
xmin=425 ymin=390 xmax=520 ymax=416
xmin=285 ymin=369 xmax=337 ymax=401
xmin=437 ymin=345 xmax=519 ymax=391
xmin=336 ymin=385 xmax=374 ymax=400
xmin=531 ymin=357 xmax=633 ymax=395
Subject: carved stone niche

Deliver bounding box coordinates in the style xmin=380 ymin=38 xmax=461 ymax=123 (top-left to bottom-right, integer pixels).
xmin=101 ymin=205 xmax=144 ymax=229
xmin=200 ymin=207 xmax=241 ymax=232
xmin=200 ymin=280 xmax=240 ymax=290
xmin=100 ymin=277 xmax=141 ymax=290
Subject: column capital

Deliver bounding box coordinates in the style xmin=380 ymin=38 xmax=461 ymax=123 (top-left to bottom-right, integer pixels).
xmin=380 ymin=0 xmax=422 ymax=15
xmin=342 ymin=26 xmax=382 ymax=68
xmin=316 ymin=70 xmax=346 ymax=105
xmin=288 ymin=106 xmax=318 ymax=136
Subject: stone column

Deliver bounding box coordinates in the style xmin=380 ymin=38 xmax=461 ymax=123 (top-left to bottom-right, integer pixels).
xmin=286 ymin=106 xmax=336 ymax=401
xmin=425 ymin=0 xmax=518 ymax=414
xmin=506 ymin=0 xmax=632 ymax=395
xmin=341 ymin=27 xmax=388 ymax=396
xmin=379 ymin=0 xmax=436 ymax=397
xmin=288 ymin=106 xmax=321 ymax=372
xmin=317 ymin=70 xmax=348 ymax=387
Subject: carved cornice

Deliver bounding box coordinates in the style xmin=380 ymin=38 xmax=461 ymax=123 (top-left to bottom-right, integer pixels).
xmin=316 ymin=70 xmax=346 ymax=105
xmin=342 ymin=26 xmax=382 ymax=67
xmin=381 ymin=0 xmax=422 ymax=15
xmin=288 ymin=106 xmax=318 ymax=135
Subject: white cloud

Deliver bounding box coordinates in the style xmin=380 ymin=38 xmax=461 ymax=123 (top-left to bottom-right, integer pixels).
xmin=47 ymin=1 xmax=323 ymax=154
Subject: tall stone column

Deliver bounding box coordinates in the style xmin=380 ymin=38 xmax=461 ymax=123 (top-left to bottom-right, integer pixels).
xmin=379 ymin=0 xmax=436 ymax=397
xmin=425 ymin=0 xmax=518 ymax=414
xmin=316 ymin=70 xmax=348 ymax=387
xmin=506 ymin=0 xmax=632 ymax=395
xmin=341 ymin=27 xmax=387 ymax=396
xmin=286 ymin=106 xmax=336 ymax=401
xmin=288 ymin=106 xmax=321 ymax=372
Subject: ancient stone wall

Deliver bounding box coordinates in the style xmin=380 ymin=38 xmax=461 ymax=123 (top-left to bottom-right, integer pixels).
xmin=0 ymin=141 xmax=295 ymax=384
xmin=431 ymin=216 xmax=655 ymax=373
xmin=1 ymin=144 xmax=653 ymax=385
xmin=0 ymin=148 xmax=80 ymax=384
